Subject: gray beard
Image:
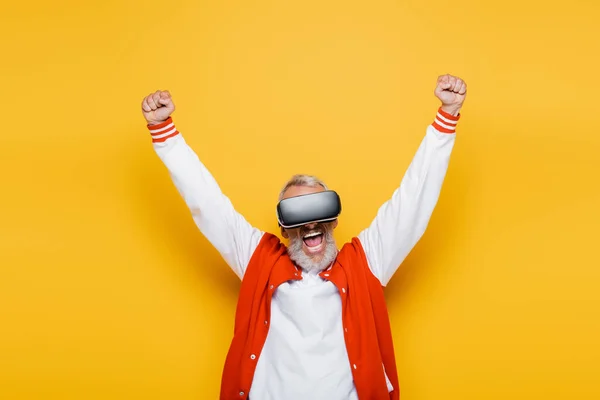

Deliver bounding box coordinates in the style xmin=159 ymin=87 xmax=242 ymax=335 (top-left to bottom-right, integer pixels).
xmin=286 ymin=229 xmax=339 ymax=274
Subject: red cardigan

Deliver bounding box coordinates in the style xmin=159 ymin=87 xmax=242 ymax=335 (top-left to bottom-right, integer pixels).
xmin=220 ymin=232 xmax=400 ymax=399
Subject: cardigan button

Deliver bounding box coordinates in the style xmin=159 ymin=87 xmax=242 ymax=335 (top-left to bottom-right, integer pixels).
xmin=250 ymin=354 xmax=256 ymax=360
xmin=239 ymin=391 xmax=244 ymax=396
xmin=270 ymin=285 xmax=274 ymax=290
xmin=341 ymin=287 xmax=346 ymax=294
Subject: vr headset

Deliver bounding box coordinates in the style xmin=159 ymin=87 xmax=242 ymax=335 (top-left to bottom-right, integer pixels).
xmin=276 ymin=190 xmax=342 ymax=229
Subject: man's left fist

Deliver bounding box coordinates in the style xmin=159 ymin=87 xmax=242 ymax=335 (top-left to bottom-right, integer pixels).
xmin=435 ymin=74 xmax=467 ymax=116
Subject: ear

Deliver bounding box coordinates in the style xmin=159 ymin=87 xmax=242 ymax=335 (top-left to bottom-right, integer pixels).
xmin=281 ymin=226 xmax=289 ymax=239
xmin=332 ymin=219 xmax=339 ymax=229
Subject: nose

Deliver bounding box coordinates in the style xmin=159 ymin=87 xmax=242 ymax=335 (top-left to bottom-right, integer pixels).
xmin=304 ymin=222 xmax=317 ymax=230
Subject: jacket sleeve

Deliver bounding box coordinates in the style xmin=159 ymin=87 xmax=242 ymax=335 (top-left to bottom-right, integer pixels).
xmin=357 ymin=108 xmax=458 ymax=286
xmin=147 ymin=118 xmax=264 ymax=279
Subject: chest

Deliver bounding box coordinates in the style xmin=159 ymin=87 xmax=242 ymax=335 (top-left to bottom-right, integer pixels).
xmin=270 ymin=274 xmax=344 ymax=333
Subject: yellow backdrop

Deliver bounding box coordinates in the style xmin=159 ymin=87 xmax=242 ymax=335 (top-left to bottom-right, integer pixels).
xmin=2 ymin=0 xmax=599 ymax=398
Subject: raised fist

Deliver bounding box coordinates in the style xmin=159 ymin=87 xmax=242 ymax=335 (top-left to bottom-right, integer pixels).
xmin=434 ymin=74 xmax=467 ymax=116
xmin=141 ymin=90 xmax=175 ymax=125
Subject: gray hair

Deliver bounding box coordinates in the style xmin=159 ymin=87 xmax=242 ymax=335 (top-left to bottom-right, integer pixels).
xmin=278 ymin=174 xmax=328 ymax=201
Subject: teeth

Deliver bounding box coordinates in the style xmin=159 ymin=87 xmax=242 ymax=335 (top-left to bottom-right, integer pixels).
xmin=303 ymin=232 xmax=322 ymax=239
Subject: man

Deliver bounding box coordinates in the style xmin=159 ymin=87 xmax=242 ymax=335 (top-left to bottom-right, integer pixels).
xmin=141 ymin=74 xmax=466 ymax=400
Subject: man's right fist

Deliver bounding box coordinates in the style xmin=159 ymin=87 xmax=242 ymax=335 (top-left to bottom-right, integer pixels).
xmin=141 ymin=90 xmax=175 ymax=126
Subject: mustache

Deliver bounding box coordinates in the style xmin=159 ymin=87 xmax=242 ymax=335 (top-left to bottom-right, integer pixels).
xmin=299 ymin=226 xmax=327 ymax=237
xmin=301 ymin=227 xmax=323 ymax=235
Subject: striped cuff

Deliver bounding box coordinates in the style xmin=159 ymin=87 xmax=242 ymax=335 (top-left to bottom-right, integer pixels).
xmin=147 ymin=117 xmax=180 ymax=143
xmin=432 ymin=108 xmax=460 ymax=134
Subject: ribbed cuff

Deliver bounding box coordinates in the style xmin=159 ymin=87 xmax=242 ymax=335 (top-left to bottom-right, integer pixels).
xmin=432 ymin=107 xmax=460 ymax=134
xmin=147 ymin=117 xmax=179 ymax=143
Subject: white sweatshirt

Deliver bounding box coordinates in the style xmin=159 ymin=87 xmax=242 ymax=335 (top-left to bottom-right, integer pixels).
xmin=147 ymin=109 xmax=458 ymax=399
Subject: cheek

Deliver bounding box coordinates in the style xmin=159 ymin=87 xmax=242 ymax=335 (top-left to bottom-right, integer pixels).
xmin=282 ymin=228 xmax=296 ymax=239
xmin=286 ymin=229 xmax=302 ymax=241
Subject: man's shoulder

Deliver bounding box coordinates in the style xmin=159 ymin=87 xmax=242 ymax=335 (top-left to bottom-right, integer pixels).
xmin=337 ymin=237 xmax=368 ymax=264
xmin=251 ymin=231 xmax=288 ymax=257
xmin=336 ymin=238 xmax=385 ymax=289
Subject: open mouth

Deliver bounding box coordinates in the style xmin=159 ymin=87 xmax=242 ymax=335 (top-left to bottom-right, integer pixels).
xmin=302 ymin=231 xmax=324 ymax=250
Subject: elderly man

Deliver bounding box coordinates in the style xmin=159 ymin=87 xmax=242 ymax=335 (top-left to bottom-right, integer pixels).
xmin=141 ymin=74 xmax=466 ymax=400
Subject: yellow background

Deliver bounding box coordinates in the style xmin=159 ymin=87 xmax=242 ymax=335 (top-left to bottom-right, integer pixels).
xmin=2 ymin=0 xmax=599 ymax=398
